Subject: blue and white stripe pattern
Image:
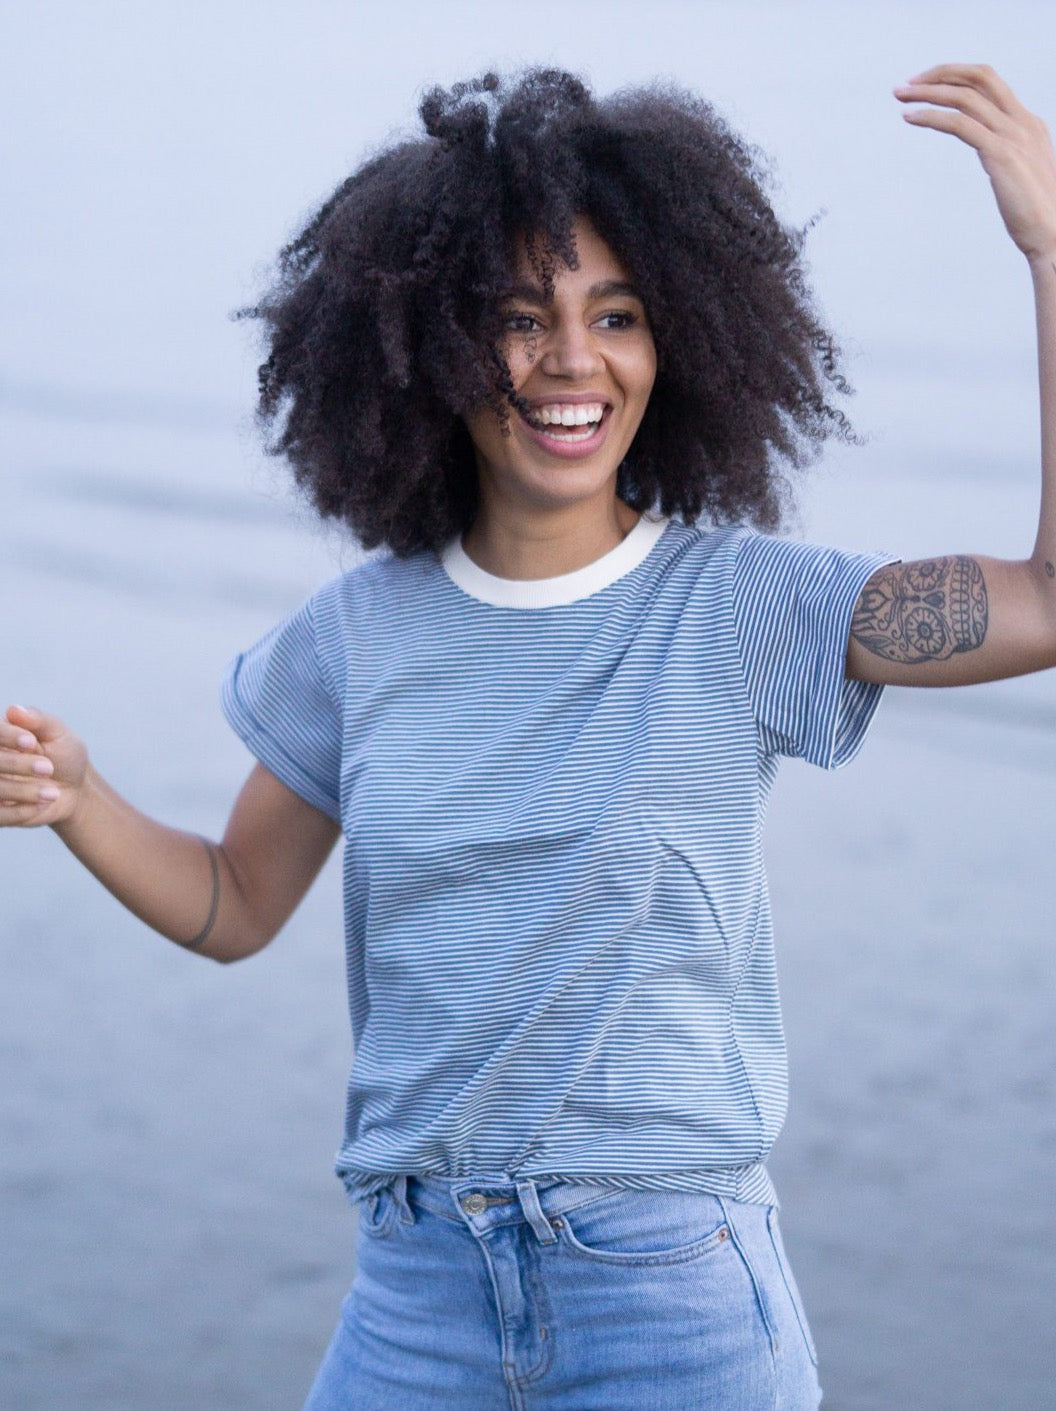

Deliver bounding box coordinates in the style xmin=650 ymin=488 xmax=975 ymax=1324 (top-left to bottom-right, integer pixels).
xmin=221 ymin=519 xmax=895 ymax=1206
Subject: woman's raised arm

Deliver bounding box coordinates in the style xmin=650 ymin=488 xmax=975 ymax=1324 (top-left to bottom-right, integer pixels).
xmin=846 ymin=64 xmax=1056 ymax=687
xmin=0 ymin=704 xmax=340 ymax=963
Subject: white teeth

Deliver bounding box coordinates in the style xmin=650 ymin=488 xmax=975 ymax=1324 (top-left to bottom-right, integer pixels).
xmin=542 ymin=424 xmax=595 ymax=441
xmin=530 ymin=402 xmax=605 ymax=428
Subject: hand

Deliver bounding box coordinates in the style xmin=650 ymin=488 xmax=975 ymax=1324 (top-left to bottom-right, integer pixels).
xmin=0 ymin=705 xmax=89 ymax=828
xmin=895 ymin=64 xmax=1056 ymax=265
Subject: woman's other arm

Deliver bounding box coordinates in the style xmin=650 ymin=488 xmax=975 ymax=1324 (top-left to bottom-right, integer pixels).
xmin=846 ymin=64 xmax=1056 ymax=687
xmin=0 ymin=704 xmax=340 ymax=963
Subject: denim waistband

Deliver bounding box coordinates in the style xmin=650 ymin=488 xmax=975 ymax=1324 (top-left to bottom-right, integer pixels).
xmin=342 ymin=1161 xmax=777 ymax=1209
xmin=386 ymin=1174 xmax=626 ymax=1240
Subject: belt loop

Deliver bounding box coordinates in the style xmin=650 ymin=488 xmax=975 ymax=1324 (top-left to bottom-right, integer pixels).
xmin=517 ymin=1179 xmax=557 ymax=1244
xmin=392 ymin=1174 xmax=414 ymax=1225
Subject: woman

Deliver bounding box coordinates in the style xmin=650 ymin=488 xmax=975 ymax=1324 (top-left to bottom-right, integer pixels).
xmin=4 ymin=63 xmax=1055 ymax=1410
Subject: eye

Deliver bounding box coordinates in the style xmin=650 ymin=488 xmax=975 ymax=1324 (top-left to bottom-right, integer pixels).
xmin=503 ymin=311 xmax=542 ymax=334
xmin=595 ymin=310 xmax=639 ymax=330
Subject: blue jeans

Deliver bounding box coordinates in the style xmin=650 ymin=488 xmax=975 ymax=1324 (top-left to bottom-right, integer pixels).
xmin=303 ymin=1176 xmax=822 ymax=1410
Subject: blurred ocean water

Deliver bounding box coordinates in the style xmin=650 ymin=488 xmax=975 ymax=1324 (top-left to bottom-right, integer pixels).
xmin=2 ymin=381 xmax=1055 ymax=1410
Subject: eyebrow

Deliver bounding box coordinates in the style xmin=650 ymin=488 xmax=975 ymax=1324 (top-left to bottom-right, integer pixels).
xmin=502 ymin=279 xmax=643 ymax=305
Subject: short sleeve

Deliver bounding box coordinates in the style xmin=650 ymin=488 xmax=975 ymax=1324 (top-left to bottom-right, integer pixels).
xmin=220 ymin=597 xmax=343 ymax=822
xmin=730 ymin=533 xmax=898 ymax=769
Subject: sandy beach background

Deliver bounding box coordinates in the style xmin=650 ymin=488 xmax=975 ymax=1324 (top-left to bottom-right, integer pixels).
xmin=3 ymin=3 xmax=1055 ymax=1407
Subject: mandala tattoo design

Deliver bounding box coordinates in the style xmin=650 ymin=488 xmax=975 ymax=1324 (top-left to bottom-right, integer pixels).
xmin=851 ymin=556 xmax=988 ymax=665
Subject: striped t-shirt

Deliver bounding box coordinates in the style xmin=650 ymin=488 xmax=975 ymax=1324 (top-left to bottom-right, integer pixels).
xmin=221 ymin=515 xmax=894 ymax=1206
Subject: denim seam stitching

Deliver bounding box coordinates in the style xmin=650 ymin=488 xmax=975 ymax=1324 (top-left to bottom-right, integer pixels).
xmin=767 ymin=1218 xmax=818 ymax=1368
xmin=718 ymin=1196 xmax=780 ymax=1371
xmin=556 ymin=1211 xmax=730 ymax=1267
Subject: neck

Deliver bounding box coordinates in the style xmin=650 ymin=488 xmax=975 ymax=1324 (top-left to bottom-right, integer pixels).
xmin=461 ymin=492 xmax=640 ymax=581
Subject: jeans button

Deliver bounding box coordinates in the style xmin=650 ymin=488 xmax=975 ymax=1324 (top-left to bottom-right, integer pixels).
xmin=461 ymin=1193 xmax=488 ymax=1215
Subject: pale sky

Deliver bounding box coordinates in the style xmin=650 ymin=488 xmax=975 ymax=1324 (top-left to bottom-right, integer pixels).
xmin=3 ymin=0 xmax=1053 ymax=416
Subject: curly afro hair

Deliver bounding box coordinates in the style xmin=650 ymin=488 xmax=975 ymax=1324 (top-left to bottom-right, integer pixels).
xmin=241 ymin=69 xmax=854 ymax=555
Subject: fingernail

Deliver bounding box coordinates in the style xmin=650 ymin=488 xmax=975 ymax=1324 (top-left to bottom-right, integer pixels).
xmin=38 ymin=785 xmax=60 ymax=801
xmin=16 ymin=734 xmax=36 ymax=750
xmin=32 ymin=758 xmax=54 ymax=777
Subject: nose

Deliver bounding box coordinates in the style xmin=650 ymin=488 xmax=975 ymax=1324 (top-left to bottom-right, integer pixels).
xmin=539 ymin=319 xmax=602 ymax=380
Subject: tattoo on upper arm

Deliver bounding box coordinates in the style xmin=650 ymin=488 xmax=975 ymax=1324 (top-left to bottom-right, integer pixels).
xmin=179 ymin=837 xmax=221 ymax=950
xmin=1046 ymin=561 xmax=1054 ymax=579
xmin=851 ymin=556 xmax=988 ymax=665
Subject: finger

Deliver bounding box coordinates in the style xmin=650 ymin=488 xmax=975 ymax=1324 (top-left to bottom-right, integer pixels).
xmin=0 ymin=724 xmax=42 ymax=755
xmin=0 ymin=748 xmax=55 ymax=777
xmin=8 ymin=705 xmax=67 ymax=747
xmin=0 ymin=798 xmax=55 ymax=828
xmin=900 ymin=105 xmax=995 ymax=154
xmin=3 ymin=707 xmax=44 ymax=754
xmin=0 ymin=776 xmax=60 ymax=806
xmin=894 ymin=81 xmax=1013 ymax=138
xmin=904 ymin=63 xmax=1024 ymax=118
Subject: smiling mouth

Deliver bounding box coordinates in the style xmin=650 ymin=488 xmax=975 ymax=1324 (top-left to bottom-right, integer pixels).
xmin=519 ymin=401 xmax=610 ymax=445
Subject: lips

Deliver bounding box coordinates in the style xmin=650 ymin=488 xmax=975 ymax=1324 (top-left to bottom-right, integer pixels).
xmin=517 ymin=402 xmax=614 ymax=460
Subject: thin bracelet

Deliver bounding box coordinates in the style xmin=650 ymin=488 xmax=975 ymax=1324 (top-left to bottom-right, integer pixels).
xmin=182 ymin=837 xmax=220 ymax=950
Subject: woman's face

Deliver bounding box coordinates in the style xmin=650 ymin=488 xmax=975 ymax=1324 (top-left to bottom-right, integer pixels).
xmin=463 ymin=217 xmax=657 ymax=517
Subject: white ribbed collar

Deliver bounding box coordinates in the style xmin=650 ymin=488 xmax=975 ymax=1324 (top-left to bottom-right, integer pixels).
xmin=440 ymin=513 xmax=670 ymax=609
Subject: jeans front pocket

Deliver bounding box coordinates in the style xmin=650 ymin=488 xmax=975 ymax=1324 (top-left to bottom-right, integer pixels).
xmin=555 ymin=1189 xmax=732 ymax=1267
